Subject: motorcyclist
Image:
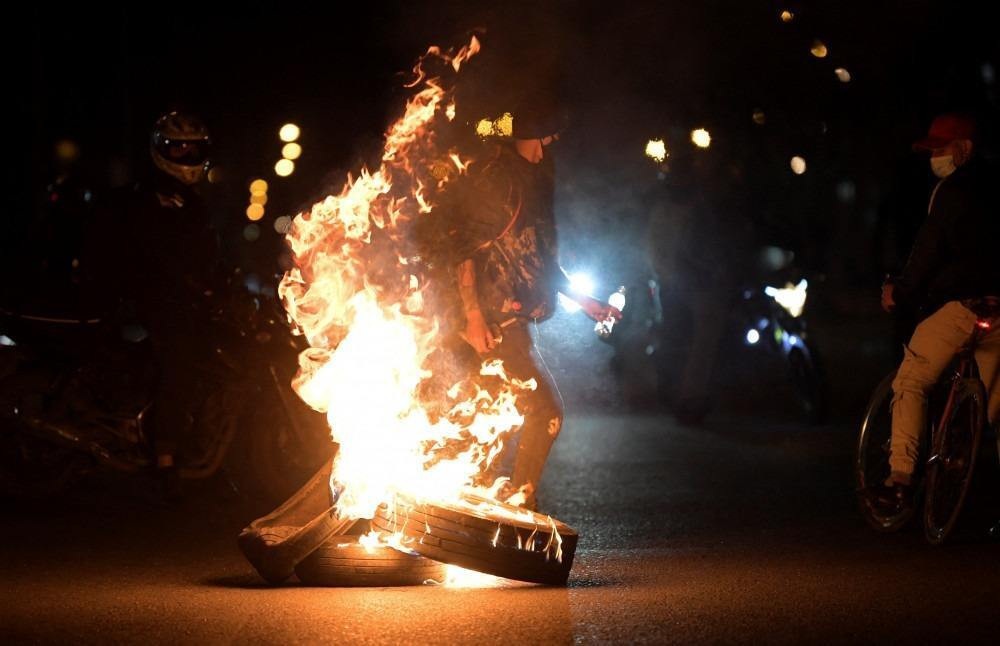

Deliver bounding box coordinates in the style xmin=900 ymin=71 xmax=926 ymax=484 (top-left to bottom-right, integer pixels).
xmin=85 ymin=110 xmax=220 ymax=494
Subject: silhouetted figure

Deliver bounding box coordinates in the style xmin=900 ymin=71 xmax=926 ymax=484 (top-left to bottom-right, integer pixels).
xmin=85 ymin=111 xmax=219 ymax=492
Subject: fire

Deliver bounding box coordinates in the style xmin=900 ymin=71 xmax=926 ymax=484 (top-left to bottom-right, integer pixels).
xmin=279 ymin=36 xmax=537 ymax=528
xmin=357 ymin=528 xmax=413 ymax=555
xmin=443 ymin=565 xmax=506 ymax=588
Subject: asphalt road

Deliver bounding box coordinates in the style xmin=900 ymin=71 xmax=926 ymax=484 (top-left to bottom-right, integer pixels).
xmin=4 ymin=407 xmax=1000 ymax=644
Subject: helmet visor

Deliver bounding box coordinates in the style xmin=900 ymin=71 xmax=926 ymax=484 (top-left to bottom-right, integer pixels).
xmin=154 ymin=136 xmax=210 ymax=167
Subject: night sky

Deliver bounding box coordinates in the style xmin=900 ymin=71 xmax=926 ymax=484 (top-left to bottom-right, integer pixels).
xmin=11 ymin=1 xmax=999 ymax=287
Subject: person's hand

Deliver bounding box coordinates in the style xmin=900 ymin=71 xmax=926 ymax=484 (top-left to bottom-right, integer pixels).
xmin=463 ymin=309 xmax=495 ymax=354
xmin=881 ymin=282 xmax=896 ymax=313
xmin=577 ymin=295 xmax=623 ymax=323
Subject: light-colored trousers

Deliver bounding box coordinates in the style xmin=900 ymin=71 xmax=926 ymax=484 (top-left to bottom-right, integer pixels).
xmin=890 ymin=301 xmax=1000 ymax=479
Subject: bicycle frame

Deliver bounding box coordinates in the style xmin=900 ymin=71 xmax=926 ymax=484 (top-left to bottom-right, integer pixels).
xmin=930 ymin=320 xmax=990 ymax=451
xmin=921 ymin=314 xmax=996 ymax=543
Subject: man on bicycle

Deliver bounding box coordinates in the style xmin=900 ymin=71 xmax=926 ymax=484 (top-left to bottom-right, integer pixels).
xmin=879 ymin=113 xmax=1000 ymax=510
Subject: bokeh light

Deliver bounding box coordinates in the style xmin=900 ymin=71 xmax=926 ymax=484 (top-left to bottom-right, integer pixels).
xmin=246 ymin=203 xmax=265 ymax=221
xmin=691 ymin=128 xmax=712 ymax=149
xmin=275 ymin=159 xmax=295 ymax=177
xmin=282 ymin=142 xmax=302 ymax=160
xmin=279 ymin=123 xmax=300 ymax=142
xmin=645 ymin=139 xmax=667 ymax=162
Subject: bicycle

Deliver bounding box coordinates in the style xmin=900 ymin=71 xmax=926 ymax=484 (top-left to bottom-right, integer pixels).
xmin=855 ymin=305 xmax=997 ymax=544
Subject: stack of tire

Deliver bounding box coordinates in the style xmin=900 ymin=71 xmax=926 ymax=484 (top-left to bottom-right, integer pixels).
xmin=295 ymin=494 xmax=578 ymax=586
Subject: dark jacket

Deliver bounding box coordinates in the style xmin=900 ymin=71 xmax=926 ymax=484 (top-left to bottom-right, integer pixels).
xmin=443 ymin=144 xmax=566 ymax=323
xmin=84 ymin=178 xmax=219 ymax=320
xmin=895 ymin=159 xmax=1000 ymax=312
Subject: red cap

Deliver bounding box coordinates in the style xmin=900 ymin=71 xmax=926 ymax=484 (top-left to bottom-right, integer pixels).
xmin=913 ymin=113 xmax=977 ymax=151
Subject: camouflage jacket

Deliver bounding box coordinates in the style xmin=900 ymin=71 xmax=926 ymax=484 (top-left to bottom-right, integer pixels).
xmin=445 ymin=144 xmax=563 ymax=324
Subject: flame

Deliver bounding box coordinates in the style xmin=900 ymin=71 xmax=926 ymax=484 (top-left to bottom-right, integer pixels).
xmin=544 ymin=517 xmax=563 ymax=562
xmin=280 ymin=36 xmax=538 ymax=531
xmin=443 ymin=565 xmax=506 ymax=588
xmin=356 ymin=528 xmax=419 ymax=556
xmin=449 ymin=153 xmax=470 ymax=174
xmin=358 ymin=529 xmax=383 ymax=554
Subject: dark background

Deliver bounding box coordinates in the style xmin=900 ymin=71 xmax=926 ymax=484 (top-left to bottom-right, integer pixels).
xmin=5 ymin=0 xmax=1000 ymax=421
xmin=9 ymin=1 xmax=998 ymax=291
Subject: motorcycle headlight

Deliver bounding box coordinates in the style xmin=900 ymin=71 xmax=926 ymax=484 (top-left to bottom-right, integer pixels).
xmin=764 ymin=279 xmax=808 ymax=318
xmin=0 ymin=334 xmax=15 ymax=347
xmin=608 ymin=290 xmax=626 ymax=311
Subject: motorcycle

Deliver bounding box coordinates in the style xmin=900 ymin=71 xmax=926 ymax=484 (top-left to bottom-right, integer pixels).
xmin=555 ymin=269 xmax=666 ymax=408
xmin=0 ymin=274 xmax=331 ymax=502
xmin=735 ymin=268 xmax=828 ymax=424
xmin=569 ymin=247 xmax=826 ymax=424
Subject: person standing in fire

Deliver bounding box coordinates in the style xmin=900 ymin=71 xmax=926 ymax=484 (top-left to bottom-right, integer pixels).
xmin=443 ymin=100 xmax=620 ymax=511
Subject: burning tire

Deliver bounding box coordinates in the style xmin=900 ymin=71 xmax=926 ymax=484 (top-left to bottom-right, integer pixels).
xmin=295 ymin=537 xmax=446 ymax=587
xmin=371 ymin=493 xmax=578 ymax=585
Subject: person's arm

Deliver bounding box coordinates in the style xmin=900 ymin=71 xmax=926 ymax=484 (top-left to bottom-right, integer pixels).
xmin=889 ymin=183 xmax=954 ymax=310
xmin=552 ymin=265 xmax=622 ymax=323
xmin=456 ymin=258 xmax=495 ymax=353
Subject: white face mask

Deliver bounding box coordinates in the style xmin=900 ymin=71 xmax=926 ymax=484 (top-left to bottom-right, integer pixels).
xmin=930 ymin=154 xmax=956 ymax=178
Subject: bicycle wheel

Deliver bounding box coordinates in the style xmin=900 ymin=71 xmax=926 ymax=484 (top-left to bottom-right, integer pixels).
xmin=923 ymin=378 xmax=986 ymax=545
xmin=855 ymin=370 xmax=917 ymax=532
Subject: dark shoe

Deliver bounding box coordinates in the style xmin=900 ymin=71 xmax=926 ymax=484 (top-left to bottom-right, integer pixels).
xmin=157 ymin=466 xmax=183 ymax=502
xmin=873 ymin=482 xmax=914 ymax=515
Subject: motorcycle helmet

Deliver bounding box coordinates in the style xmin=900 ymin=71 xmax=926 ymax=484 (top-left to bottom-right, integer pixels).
xmin=150 ymin=111 xmax=211 ymax=185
